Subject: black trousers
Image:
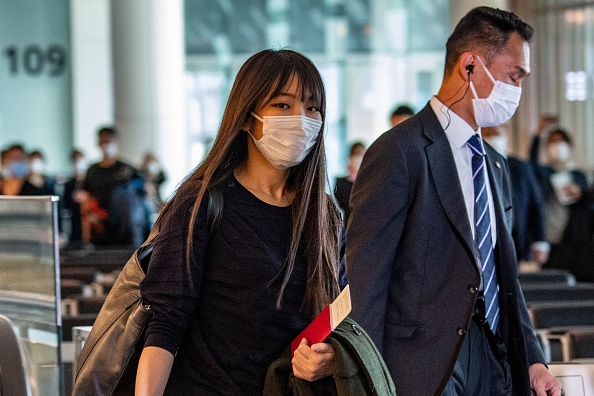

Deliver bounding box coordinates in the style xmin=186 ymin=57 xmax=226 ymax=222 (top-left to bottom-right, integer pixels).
xmin=442 ymin=319 xmax=512 ymax=396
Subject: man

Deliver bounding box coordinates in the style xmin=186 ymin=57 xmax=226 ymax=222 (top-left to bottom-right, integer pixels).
xmin=0 ymin=144 xmax=29 ymax=195
xmin=334 ymin=141 xmax=366 ymax=226
xmin=389 ymin=103 xmax=415 ymax=126
xmin=482 ymin=125 xmax=549 ymax=266
xmin=82 ymin=127 xmax=148 ymax=247
xmin=347 ymin=7 xmax=561 ymax=396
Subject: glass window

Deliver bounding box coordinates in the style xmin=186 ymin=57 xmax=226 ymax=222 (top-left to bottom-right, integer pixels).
xmin=184 ymin=0 xmax=448 ymax=181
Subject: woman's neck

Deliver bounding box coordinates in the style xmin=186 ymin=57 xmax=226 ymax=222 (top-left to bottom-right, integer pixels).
xmin=234 ymin=146 xmax=294 ymax=207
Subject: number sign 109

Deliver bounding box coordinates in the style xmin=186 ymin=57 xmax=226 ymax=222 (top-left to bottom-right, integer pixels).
xmin=2 ymin=45 xmax=67 ymax=77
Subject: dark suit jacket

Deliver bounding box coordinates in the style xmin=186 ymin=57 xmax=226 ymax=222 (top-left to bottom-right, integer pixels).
xmin=346 ymin=104 xmax=545 ymax=396
xmin=507 ymin=156 xmax=547 ymax=261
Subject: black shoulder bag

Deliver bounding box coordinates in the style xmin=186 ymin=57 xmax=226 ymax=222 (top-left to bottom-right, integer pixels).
xmin=72 ymin=188 xmax=223 ymax=395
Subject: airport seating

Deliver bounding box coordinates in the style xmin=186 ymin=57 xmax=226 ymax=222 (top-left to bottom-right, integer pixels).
xmin=518 ymin=269 xmax=577 ymax=286
xmin=528 ymin=301 xmax=594 ymax=329
xmin=521 ymin=283 xmax=594 ymax=304
xmin=562 ymin=327 xmax=594 ymax=362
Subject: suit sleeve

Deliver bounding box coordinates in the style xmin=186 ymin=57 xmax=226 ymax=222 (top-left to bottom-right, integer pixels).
xmin=346 ymin=132 xmax=410 ymax=353
xmin=516 ymin=279 xmax=547 ymax=365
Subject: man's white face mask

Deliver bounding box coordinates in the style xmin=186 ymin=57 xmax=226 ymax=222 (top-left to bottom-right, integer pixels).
xmin=470 ymin=56 xmax=522 ymax=128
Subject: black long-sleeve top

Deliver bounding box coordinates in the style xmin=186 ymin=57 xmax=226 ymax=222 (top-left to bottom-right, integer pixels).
xmin=140 ymin=177 xmax=347 ymax=395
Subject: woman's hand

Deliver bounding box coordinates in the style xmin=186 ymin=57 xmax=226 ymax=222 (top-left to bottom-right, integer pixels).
xmin=291 ymin=338 xmax=335 ymax=382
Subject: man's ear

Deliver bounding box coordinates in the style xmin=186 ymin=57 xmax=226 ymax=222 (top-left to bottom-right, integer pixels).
xmin=459 ymin=52 xmax=476 ymax=81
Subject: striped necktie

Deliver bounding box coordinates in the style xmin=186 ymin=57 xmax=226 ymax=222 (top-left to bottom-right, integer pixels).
xmin=467 ymin=134 xmax=499 ymax=333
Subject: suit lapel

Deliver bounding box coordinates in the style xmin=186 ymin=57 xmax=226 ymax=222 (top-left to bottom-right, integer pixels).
xmin=420 ymin=107 xmax=475 ymax=254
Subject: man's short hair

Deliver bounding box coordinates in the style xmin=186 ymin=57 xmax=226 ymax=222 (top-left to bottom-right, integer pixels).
xmin=98 ymin=126 xmax=118 ymax=139
xmin=349 ymin=141 xmax=366 ymax=157
xmin=391 ymin=104 xmax=415 ymax=118
xmin=444 ymin=7 xmax=534 ymax=76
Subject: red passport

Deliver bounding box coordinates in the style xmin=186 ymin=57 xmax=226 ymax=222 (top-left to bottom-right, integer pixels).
xmin=291 ymin=285 xmax=351 ymax=356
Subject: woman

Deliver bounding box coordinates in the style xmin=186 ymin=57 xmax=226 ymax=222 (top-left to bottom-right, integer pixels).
xmin=136 ymin=49 xmax=347 ymax=395
xmin=530 ymin=127 xmax=594 ymax=282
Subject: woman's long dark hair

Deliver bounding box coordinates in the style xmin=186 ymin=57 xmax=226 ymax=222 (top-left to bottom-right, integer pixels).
xmin=154 ymin=49 xmax=342 ymax=319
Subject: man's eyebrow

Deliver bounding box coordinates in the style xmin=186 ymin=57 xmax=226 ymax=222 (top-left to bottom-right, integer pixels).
xmin=516 ymin=66 xmax=530 ymax=77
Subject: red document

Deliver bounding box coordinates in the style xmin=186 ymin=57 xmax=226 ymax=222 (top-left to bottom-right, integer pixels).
xmin=291 ymin=285 xmax=351 ymax=356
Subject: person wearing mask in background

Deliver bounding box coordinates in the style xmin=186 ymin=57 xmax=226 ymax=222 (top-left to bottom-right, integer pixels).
xmin=19 ymin=150 xmax=57 ymax=196
xmin=63 ymin=149 xmax=88 ymax=248
xmin=333 ymin=141 xmax=365 ymax=226
xmin=389 ymin=103 xmax=415 ymax=127
xmin=139 ymin=151 xmax=167 ymax=223
xmin=482 ymin=125 xmax=549 ymax=267
xmin=135 ymin=49 xmax=347 ymax=395
xmin=0 ymin=144 xmax=30 ymax=195
xmin=347 ymin=7 xmax=560 ymax=396
xmin=81 ymin=127 xmax=148 ymax=247
xmin=530 ymin=127 xmax=594 ymax=282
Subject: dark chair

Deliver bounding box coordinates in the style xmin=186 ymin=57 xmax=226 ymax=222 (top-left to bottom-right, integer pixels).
xmin=60 ymin=267 xmax=99 ymax=284
xmin=528 ymin=301 xmax=594 ymax=329
xmin=61 ymin=313 xmax=97 ymax=342
xmin=0 ymin=314 xmax=31 ymax=395
xmin=76 ymin=295 xmax=107 ymax=314
xmin=537 ymin=326 xmax=594 ymax=363
xmin=519 ymin=269 xmax=577 ymax=286
xmin=60 ymin=278 xmax=84 ymax=299
xmin=562 ymin=327 xmax=594 ymax=362
xmin=522 ymin=283 xmax=594 ymax=304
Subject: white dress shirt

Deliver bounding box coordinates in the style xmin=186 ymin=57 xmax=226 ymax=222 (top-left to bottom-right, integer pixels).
xmin=429 ymin=96 xmax=497 ymax=248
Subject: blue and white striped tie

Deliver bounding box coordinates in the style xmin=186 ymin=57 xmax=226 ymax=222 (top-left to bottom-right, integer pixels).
xmin=467 ymin=134 xmax=499 ymax=333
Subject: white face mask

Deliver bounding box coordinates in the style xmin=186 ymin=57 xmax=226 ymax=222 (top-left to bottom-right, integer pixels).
xmin=147 ymin=160 xmax=161 ymax=175
xmin=548 ymin=141 xmax=571 ymax=163
xmin=470 ymin=56 xmax=522 ymax=128
xmin=249 ymin=112 xmax=322 ymax=170
xmin=30 ymin=158 xmax=45 ymax=174
xmin=74 ymin=159 xmax=88 ymax=175
xmin=102 ymin=142 xmax=118 ymax=159
xmin=485 ymin=135 xmax=508 ymax=157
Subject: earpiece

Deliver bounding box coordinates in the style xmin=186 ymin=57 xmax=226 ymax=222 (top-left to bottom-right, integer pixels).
xmin=465 ymin=64 xmax=474 ymax=82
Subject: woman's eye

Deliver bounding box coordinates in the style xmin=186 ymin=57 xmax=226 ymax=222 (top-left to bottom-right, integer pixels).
xmin=308 ymin=106 xmax=320 ymax=112
xmin=274 ymin=103 xmax=290 ymax=109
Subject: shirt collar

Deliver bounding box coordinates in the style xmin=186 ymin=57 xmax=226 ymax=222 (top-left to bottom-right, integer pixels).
xmin=429 ymin=96 xmax=484 ymax=153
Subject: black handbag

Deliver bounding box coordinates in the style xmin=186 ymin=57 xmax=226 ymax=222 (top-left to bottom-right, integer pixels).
xmin=72 ymin=187 xmax=223 ymax=395
xmin=72 ymin=240 xmax=155 ymax=395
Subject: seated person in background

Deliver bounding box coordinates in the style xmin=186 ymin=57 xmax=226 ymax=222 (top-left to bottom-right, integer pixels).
xmin=63 ymin=149 xmax=88 ymax=248
xmin=389 ymin=103 xmax=415 ymax=127
xmin=81 ymin=127 xmax=148 ymax=248
xmin=530 ymin=126 xmax=594 ymax=282
xmin=482 ymin=125 xmax=548 ymax=266
xmin=139 ymin=151 xmax=167 ymax=221
xmin=0 ymin=144 xmax=30 ymax=195
xmin=19 ymin=150 xmax=57 ymax=196
xmin=334 ymin=141 xmax=366 ymax=226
